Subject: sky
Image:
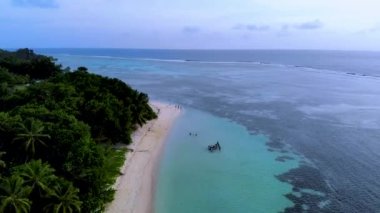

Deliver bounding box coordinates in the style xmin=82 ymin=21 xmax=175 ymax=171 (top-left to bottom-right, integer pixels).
xmin=1 ymin=0 xmax=380 ymax=50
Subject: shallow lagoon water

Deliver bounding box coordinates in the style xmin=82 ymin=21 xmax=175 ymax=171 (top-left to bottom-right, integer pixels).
xmin=155 ymin=108 xmax=299 ymax=213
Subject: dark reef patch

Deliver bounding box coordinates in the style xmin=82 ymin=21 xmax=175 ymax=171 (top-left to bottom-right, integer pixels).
xmin=276 ymin=155 xmax=295 ymax=162
xmin=277 ymin=165 xmax=342 ymax=212
xmin=277 ymin=165 xmax=329 ymax=191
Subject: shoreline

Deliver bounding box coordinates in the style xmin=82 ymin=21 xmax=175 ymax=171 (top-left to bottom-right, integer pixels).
xmin=106 ymin=101 xmax=181 ymax=213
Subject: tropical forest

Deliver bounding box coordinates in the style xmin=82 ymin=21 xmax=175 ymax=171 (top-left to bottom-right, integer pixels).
xmin=0 ymin=49 xmax=157 ymax=213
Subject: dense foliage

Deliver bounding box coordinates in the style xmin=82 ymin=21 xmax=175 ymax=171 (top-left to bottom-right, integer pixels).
xmin=0 ymin=49 xmax=157 ymax=212
xmin=0 ymin=49 xmax=62 ymax=79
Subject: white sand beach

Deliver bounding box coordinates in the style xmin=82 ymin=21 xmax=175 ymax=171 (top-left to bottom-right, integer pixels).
xmin=106 ymin=102 xmax=181 ymax=213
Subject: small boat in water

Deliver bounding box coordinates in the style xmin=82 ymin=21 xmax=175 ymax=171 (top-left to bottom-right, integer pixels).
xmin=208 ymin=141 xmax=221 ymax=152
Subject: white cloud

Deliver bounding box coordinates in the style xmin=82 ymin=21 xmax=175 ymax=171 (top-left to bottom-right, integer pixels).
xmin=294 ymin=20 xmax=323 ymax=30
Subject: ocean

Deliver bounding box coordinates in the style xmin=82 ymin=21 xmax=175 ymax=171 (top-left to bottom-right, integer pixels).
xmin=37 ymin=49 xmax=380 ymax=212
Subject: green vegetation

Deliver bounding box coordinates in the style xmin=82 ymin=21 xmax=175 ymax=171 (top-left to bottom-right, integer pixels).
xmin=0 ymin=48 xmax=61 ymax=79
xmin=0 ymin=49 xmax=157 ymax=212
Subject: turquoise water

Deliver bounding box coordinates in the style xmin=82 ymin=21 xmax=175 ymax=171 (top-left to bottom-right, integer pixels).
xmin=155 ymin=108 xmax=300 ymax=213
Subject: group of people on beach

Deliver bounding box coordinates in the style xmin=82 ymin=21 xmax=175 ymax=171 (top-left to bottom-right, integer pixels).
xmin=174 ymin=104 xmax=182 ymax=109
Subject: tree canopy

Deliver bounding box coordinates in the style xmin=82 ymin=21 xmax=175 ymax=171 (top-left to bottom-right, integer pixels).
xmin=0 ymin=49 xmax=157 ymax=212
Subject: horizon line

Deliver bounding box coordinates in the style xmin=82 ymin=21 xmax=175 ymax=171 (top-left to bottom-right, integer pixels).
xmin=3 ymin=47 xmax=380 ymax=53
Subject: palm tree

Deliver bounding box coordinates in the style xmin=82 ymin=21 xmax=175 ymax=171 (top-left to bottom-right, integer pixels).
xmin=0 ymin=175 xmax=32 ymax=213
xmin=13 ymin=119 xmax=50 ymax=159
xmin=131 ymin=93 xmax=150 ymax=127
xmin=43 ymin=180 xmax=81 ymax=213
xmin=13 ymin=160 xmax=56 ymax=197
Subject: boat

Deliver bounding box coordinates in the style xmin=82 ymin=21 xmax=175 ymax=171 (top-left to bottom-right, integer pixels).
xmin=208 ymin=141 xmax=221 ymax=152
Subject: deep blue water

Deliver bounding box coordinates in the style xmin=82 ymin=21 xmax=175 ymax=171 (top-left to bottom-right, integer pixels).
xmin=37 ymin=48 xmax=380 ymax=77
xmin=36 ymin=49 xmax=380 ymax=212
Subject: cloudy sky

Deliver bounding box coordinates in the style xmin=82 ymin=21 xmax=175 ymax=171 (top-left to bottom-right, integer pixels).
xmin=1 ymin=0 xmax=380 ymax=50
